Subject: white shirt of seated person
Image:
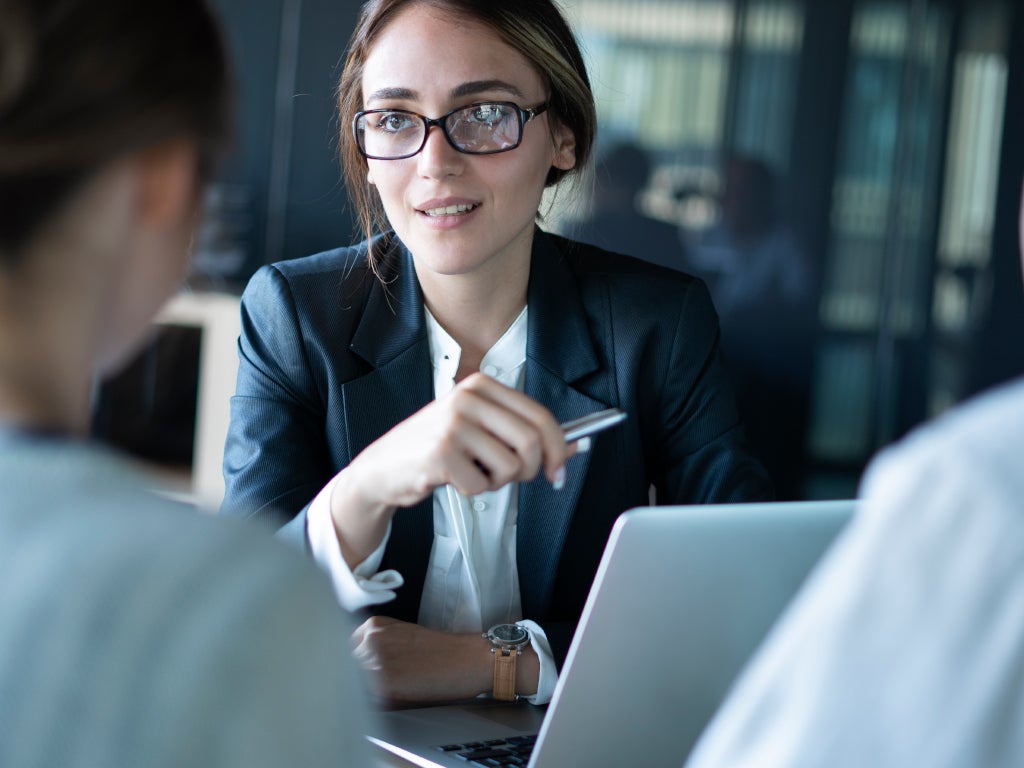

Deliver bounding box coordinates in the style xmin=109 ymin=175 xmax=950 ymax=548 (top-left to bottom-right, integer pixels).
xmin=307 ymin=304 xmax=558 ymax=704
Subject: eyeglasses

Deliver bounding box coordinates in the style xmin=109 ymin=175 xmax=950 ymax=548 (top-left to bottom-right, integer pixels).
xmin=353 ymin=101 xmax=549 ymax=160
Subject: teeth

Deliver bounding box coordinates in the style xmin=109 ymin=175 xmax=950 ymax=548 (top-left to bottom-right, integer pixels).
xmin=423 ymin=203 xmax=475 ymax=216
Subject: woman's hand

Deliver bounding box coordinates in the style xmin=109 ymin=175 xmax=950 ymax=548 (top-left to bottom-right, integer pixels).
xmin=330 ymin=373 xmax=572 ymax=565
xmin=351 ymin=615 xmax=539 ymax=707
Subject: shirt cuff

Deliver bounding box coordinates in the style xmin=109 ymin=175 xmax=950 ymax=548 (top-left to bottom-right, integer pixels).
xmin=306 ymin=472 xmax=404 ymax=612
xmin=518 ymin=619 xmax=557 ymax=705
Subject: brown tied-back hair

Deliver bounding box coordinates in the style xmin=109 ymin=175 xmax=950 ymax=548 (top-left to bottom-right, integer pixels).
xmin=336 ymin=0 xmax=597 ymax=270
xmin=0 ymin=0 xmax=232 ymax=263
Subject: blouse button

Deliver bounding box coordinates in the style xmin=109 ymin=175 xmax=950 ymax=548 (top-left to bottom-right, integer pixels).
xmin=483 ymin=364 xmax=499 ymax=377
xmin=472 ymin=499 xmax=488 ymax=512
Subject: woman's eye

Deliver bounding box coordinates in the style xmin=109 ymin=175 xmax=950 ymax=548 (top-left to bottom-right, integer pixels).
xmin=470 ymin=104 xmax=506 ymax=125
xmin=375 ymin=112 xmax=415 ymax=133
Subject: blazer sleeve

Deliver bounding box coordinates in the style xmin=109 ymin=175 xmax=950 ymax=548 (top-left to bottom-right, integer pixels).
xmin=221 ymin=265 xmax=336 ymax=527
xmin=650 ymin=276 xmax=774 ymax=504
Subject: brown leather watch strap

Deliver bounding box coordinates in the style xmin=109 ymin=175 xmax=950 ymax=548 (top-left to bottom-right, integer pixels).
xmin=492 ymin=647 xmax=518 ymax=702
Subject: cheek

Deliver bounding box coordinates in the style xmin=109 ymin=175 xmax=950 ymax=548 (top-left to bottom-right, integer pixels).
xmin=364 ymin=164 xmax=413 ymax=230
xmin=366 ymin=162 xmax=404 ymax=203
xmin=495 ymin=140 xmax=555 ymax=188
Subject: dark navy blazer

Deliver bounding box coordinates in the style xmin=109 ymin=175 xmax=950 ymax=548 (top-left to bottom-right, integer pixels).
xmin=223 ymin=229 xmax=773 ymax=664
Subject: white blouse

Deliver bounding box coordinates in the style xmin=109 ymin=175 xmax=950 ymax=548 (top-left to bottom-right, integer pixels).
xmin=306 ymin=305 xmax=557 ymax=704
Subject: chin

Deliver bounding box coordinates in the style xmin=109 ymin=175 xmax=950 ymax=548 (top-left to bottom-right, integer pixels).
xmin=414 ymin=235 xmax=506 ymax=273
xmin=421 ymin=254 xmax=492 ymax=277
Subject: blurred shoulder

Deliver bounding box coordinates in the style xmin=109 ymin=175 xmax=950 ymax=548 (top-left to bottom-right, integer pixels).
xmin=860 ymin=377 xmax=1024 ymax=531
xmin=867 ymin=377 xmax=1024 ymax=482
xmin=0 ymin=440 xmax=327 ymax=591
xmin=0 ymin=439 xmax=370 ymax=767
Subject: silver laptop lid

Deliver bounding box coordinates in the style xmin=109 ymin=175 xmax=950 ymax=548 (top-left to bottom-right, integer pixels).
xmin=530 ymin=500 xmax=854 ymax=768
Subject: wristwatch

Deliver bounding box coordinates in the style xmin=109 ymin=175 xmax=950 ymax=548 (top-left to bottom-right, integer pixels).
xmin=484 ymin=623 xmax=530 ymax=701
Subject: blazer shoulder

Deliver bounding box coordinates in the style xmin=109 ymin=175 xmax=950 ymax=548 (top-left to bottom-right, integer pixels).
xmin=548 ymin=232 xmax=702 ymax=286
xmin=243 ymin=241 xmax=380 ymax=315
xmin=546 ymin=232 xmax=710 ymax=315
xmin=267 ymin=242 xmax=372 ymax=283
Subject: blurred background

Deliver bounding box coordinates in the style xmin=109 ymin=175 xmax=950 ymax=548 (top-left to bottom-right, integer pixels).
xmin=95 ymin=0 xmax=1024 ymax=505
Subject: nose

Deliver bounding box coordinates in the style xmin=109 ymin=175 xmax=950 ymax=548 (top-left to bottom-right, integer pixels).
xmin=417 ymin=124 xmax=464 ymax=178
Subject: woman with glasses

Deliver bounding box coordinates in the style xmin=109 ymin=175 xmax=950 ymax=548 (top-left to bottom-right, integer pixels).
xmin=223 ymin=0 xmax=773 ymax=707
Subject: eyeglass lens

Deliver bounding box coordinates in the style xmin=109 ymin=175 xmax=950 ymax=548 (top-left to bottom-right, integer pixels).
xmin=356 ymin=102 xmax=525 ymax=159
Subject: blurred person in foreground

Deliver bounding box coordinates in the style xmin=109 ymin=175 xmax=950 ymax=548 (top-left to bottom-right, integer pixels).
xmin=685 ymin=180 xmax=1024 ymax=766
xmin=0 ymin=1 xmax=370 ymax=765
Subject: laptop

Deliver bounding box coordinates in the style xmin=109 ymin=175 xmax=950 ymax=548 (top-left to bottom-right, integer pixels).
xmin=366 ymin=500 xmax=855 ymax=767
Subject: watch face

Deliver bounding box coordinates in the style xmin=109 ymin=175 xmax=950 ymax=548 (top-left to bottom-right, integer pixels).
xmin=490 ymin=624 xmax=528 ymax=645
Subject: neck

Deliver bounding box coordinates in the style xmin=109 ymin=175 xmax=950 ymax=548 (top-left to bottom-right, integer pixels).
xmin=418 ymin=261 xmax=529 ymax=379
xmin=0 ymin=353 xmax=94 ymax=437
xmin=0 ymin=158 xmax=150 ymax=438
xmin=0 ymin=247 xmax=107 ymax=438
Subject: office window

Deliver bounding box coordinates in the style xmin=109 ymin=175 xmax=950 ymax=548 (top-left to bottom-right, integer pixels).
xmin=560 ymin=0 xmax=803 ymax=226
xmin=732 ymin=1 xmax=804 ymax=170
xmin=929 ymin=0 xmax=1011 ymax=416
xmin=808 ymin=0 xmax=951 ymax=465
xmin=570 ymin=0 xmax=734 ymax=152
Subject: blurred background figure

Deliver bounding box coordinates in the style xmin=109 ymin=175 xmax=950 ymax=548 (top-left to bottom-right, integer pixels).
xmin=685 ymin=153 xmax=817 ymax=499
xmin=688 ymin=154 xmax=813 ymax=320
xmin=575 ymin=140 xmax=687 ymax=271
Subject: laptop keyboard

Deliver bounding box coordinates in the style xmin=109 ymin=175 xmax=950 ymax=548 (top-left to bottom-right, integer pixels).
xmin=436 ymin=733 xmax=537 ymax=766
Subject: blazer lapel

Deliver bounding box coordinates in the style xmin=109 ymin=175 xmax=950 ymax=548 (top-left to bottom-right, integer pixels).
xmin=518 ymin=231 xmax=609 ymax=617
xmin=343 ymin=239 xmax=432 ymax=454
xmin=341 ymin=241 xmax=434 ymax=621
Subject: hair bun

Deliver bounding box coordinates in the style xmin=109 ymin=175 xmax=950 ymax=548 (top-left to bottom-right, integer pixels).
xmin=0 ymin=3 xmax=33 ymax=115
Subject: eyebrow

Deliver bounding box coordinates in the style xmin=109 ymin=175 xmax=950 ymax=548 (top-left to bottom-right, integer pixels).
xmin=451 ymin=79 xmax=525 ymax=100
xmin=365 ymin=79 xmax=526 ymax=105
xmin=365 ymin=86 xmax=416 ymax=102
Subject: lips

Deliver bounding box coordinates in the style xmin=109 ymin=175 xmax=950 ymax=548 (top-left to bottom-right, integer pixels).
xmin=420 ymin=202 xmax=478 ymax=217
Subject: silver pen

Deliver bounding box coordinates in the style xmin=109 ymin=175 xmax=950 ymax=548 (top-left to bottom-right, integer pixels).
xmin=561 ymin=407 xmax=627 ymax=443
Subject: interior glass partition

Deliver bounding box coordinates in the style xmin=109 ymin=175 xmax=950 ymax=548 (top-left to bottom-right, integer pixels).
xmin=928 ymin=0 xmax=1012 ymax=415
xmin=808 ymin=1 xmax=952 ymax=474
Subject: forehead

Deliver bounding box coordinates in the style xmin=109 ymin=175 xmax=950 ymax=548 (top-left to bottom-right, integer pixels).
xmin=361 ymin=5 xmax=545 ymax=105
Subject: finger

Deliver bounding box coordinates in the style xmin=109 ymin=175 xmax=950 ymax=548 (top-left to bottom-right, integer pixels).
xmin=456 ymin=375 xmax=568 ymax=481
xmin=465 ymin=434 xmax=529 ymax=489
xmin=437 ymin=385 xmax=537 ymax=480
xmin=458 ymin=404 xmax=539 ymax=481
xmin=443 ymin=448 xmax=495 ymax=497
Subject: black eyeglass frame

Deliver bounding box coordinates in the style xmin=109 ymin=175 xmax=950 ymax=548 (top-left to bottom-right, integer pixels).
xmin=353 ymin=101 xmax=550 ymax=160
